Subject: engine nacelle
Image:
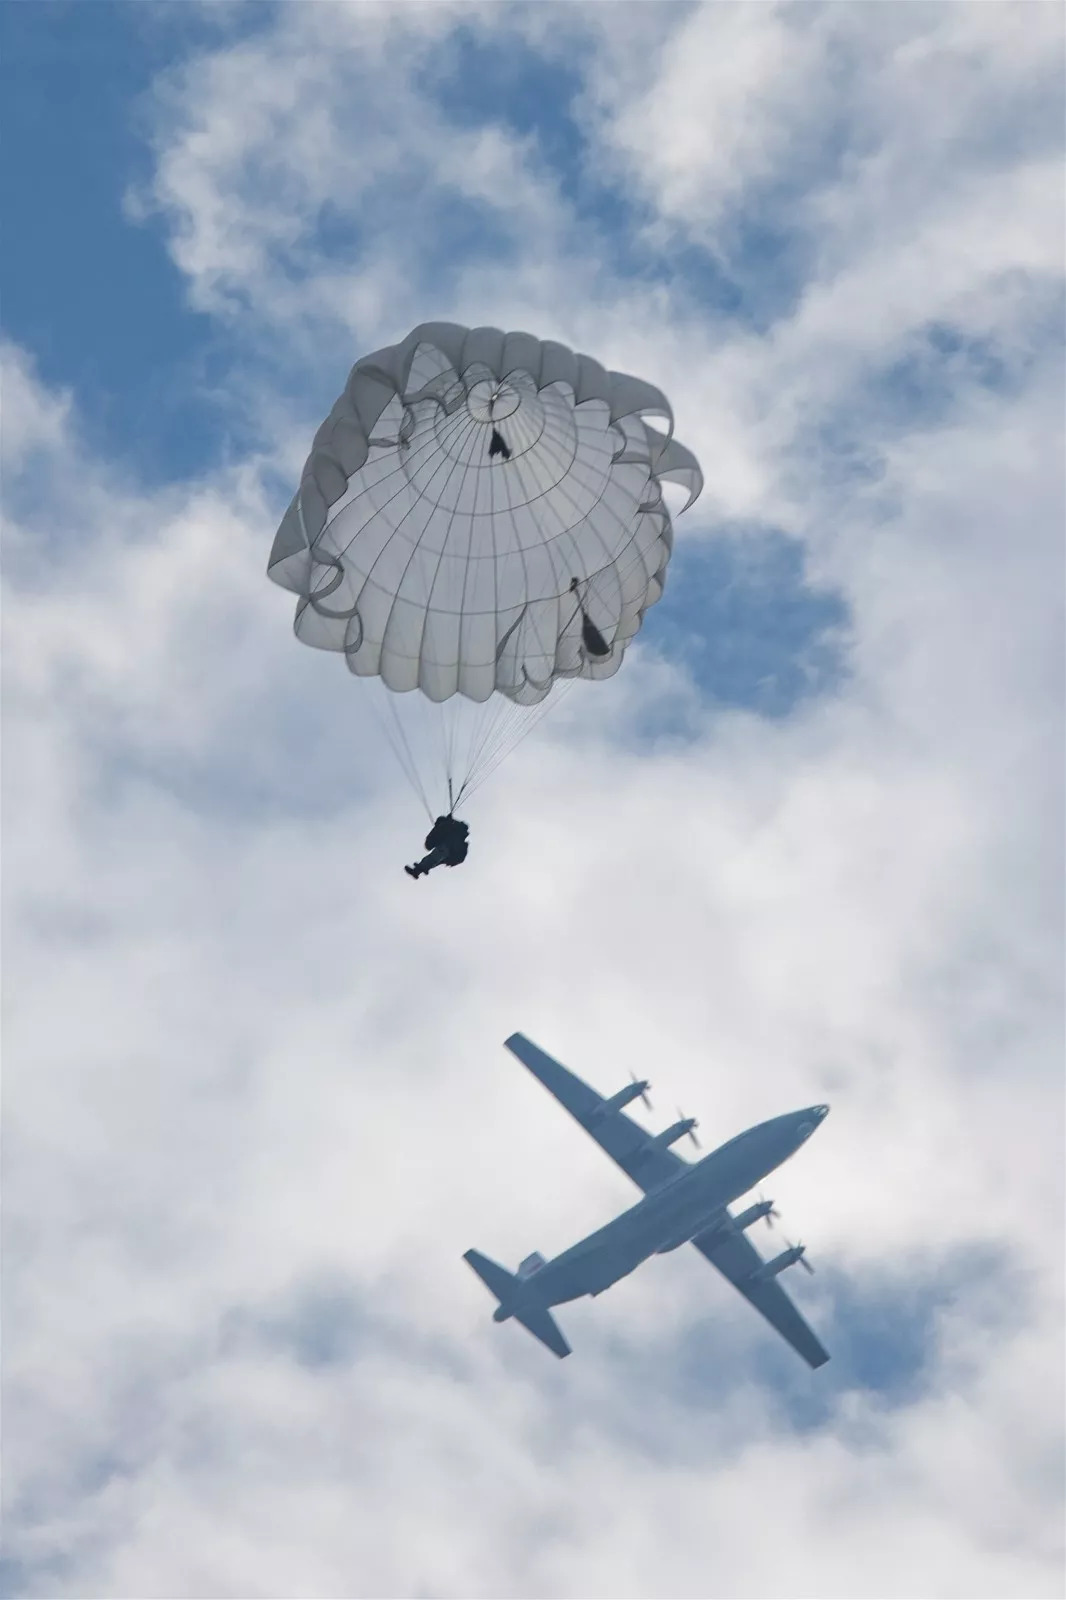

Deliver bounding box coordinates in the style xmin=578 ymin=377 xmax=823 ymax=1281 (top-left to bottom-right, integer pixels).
xmin=749 ymin=1245 xmax=805 ymax=1284
xmin=589 ymin=1079 xmax=651 ymax=1123
xmin=648 ymin=1117 xmax=697 ymax=1151
xmin=732 ymin=1199 xmax=775 ymax=1232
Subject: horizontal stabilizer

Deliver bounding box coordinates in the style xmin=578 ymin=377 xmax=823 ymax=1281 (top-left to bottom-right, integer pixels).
xmin=463 ymin=1249 xmax=571 ymax=1359
xmin=514 ymin=1303 xmax=571 ymax=1359
xmin=464 ymin=1249 xmax=516 ymax=1305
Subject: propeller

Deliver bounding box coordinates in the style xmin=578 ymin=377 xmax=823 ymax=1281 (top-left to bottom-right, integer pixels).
xmin=677 ymin=1107 xmax=702 ymax=1150
xmin=786 ymin=1239 xmax=815 ymax=1274
xmin=758 ymin=1192 xmax=780 ymax=1229
xmin=630 ymin=1072 xmax=653 ymax=1112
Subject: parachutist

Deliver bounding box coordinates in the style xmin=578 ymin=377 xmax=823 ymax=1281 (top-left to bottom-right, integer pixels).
xmin=405 ymin=814 xmax=470 ymax=879
xmin=269 ymin=323 xmax=704 ymax=817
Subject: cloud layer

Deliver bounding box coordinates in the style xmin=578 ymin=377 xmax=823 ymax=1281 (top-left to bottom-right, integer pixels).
xmin=4 ymin=5 xmax=1063 ymax=1597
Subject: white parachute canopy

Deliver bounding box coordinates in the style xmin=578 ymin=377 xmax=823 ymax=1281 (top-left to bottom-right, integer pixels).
xmin=268 ymin=322 xmax=703 ymax=812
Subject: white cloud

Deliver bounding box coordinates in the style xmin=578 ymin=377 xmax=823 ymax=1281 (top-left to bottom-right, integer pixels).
xmin=578 ymin=3 xmax=1064 ymax=253
xmin=130 ymin=1 xmax=566 ymax=333
xmin=580 ymin=3 xmax=829 ymax=226
xmin=4 ymin=4 xmax=1063 ymax=1597
xmin=1 ymin=341 xmax=72 ymax=468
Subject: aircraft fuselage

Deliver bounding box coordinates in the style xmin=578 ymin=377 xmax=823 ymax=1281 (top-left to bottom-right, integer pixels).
xmin=494 ymin=1105 xmax=828 ymax=1317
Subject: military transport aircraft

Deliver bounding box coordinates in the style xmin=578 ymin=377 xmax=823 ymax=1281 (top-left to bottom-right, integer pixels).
xmin=464 ymin=1034 xmax=830 ymax=1367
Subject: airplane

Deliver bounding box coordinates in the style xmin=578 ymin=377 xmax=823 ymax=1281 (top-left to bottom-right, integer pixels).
xmin=464 ymin=1033 xmax=830 ymax=1367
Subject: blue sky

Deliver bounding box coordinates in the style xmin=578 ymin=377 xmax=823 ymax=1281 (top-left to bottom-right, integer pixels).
xmin=1 ymin=4 xmax=231 ymax=479
xmin=1 ymin=2 xmax=851 ymax=720
xmin=3 ymin=4 xmax=1064 ymax=1598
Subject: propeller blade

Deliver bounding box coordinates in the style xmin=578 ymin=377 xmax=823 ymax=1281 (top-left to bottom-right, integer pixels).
xmin=758 ymin=1193 xmax=779 ymax=1228
xmin=785 ymin=1239 xmax=815 ymax=1274
xmin=630 ymin=1072 xmax=653 ymax=1111
xmin=677 ymin=1108 xmax=701 ymax=1150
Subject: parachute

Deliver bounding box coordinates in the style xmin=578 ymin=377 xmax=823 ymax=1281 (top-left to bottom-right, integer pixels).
xmin=268 ymin=322 xmax=703 ymax=812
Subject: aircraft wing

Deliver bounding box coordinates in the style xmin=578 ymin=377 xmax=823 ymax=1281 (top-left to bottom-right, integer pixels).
xmin=504 ymin=1033 xmax=685 ymax=1194
xmin=691 ymin=1224 xmax=830 ymax=1369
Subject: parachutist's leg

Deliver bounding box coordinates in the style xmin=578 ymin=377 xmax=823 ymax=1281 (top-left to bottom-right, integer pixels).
xmin=407 ymin=846 xmax=447 ymax=878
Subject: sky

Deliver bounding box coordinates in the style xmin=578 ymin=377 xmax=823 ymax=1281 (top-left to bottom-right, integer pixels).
xmin=2 ymin=3 xmax=1064 ymax=1597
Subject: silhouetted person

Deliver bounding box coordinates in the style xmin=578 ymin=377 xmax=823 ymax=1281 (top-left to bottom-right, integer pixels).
xmin=488 ymin=427 xmax=511 ymax=461
xmin=405 ymin=815 xmax=470 ymax=879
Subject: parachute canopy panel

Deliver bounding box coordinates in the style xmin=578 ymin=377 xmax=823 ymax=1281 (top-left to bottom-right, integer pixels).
xmin=268 ymin=322 xmax=703 ymax=708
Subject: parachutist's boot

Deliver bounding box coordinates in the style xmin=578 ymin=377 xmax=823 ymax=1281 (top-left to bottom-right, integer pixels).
xmin=405 ymin=864 xmax=419 ymax=879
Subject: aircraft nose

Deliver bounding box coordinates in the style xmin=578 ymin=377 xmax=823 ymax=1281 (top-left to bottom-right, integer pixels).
xmin=796 ymin=1105 xmax=829 ymax=1139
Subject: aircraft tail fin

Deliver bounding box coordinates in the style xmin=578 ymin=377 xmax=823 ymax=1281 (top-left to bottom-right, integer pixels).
xmin=463 ymin=1249 xmax=571 ymax=1359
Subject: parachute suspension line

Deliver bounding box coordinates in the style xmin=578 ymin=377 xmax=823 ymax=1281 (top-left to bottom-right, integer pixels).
xmin=457 ymin=711 xmax=551 ymax=806
xmin=450 ymin=697 xmax=493 ymax=801
xmin=446 ymin=710 xmax=458 ymax=805
xmin=393 ymin=709 xmax=435 ymax=821
xmin=454 ymin=679 xmax=578 ymax=808
xmin=439 ymin=680 xmax=525 ymax=812
xmin=373 ymin=691 xmax=435 ymax=822
xmin=437 ymin=704 xmax=453 ymax=812
xmin=450 ymin=705 xmax=513 ymax=809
